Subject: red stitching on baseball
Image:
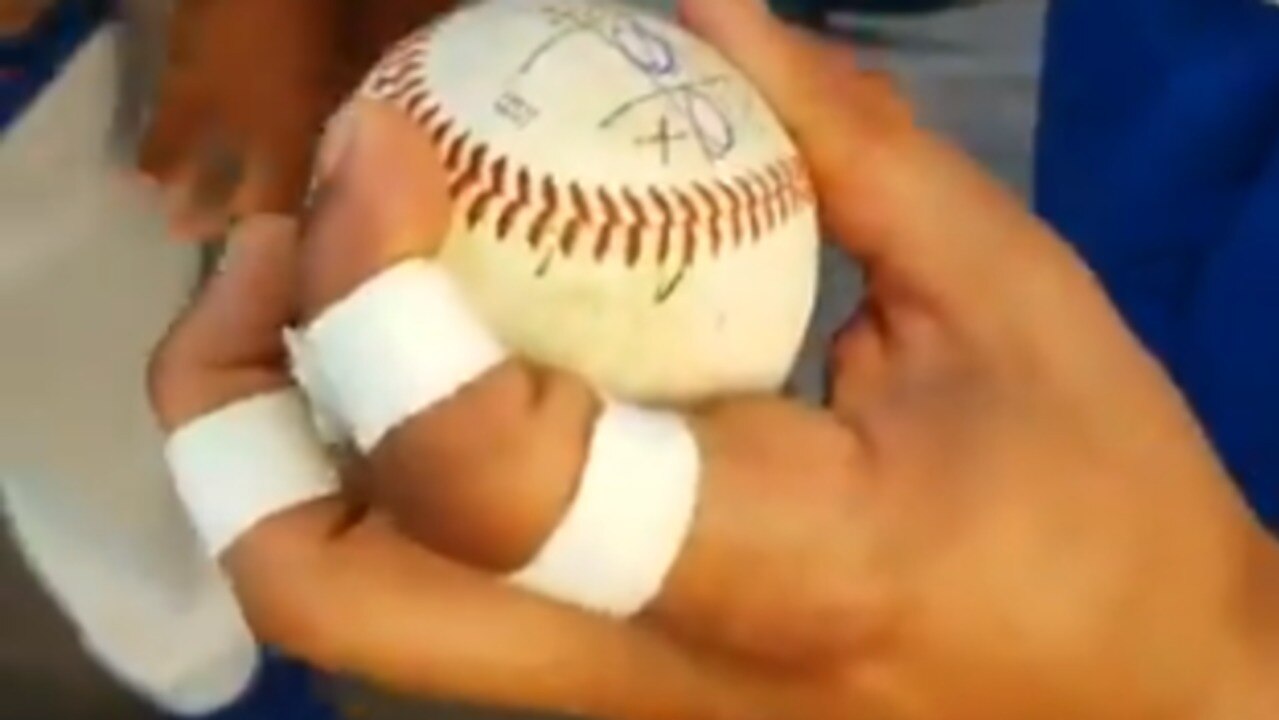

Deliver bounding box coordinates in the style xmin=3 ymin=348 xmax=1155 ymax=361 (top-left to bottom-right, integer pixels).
xmin=449 ymin=141 xmax=488 ymax=199
xmin=496 ymin=168 xmax=532 ymax=244
xmin=626 ymin=226 xmax=643 ymax=266
xmin=754 ymin=174 xmax=772 ymax=240
xmin=753 ymin=169 xmax=777 ymax=233
xmin=529 ymin=176 xmax=559 ymax=252
xmin=713 ymin=181 xmax=741 ymax=248
xmin=374 ymin=72 xmax=415 ymax=105
xmin=621 ymin=188 xmax=645 ymax=226
xmin=648 ymin=187 xmax=674 ymax=264
xmin=467 ymin=194 xmax=493 ymax=230
xmin=621 ymin=188 xmax=646 ymax=267
xmin=767 ymin=162 xmax=790 ymax=219
xmin=430 ymin=118 xmax=455 ymax=146
xmin=772 ymin=161 xmax=792 ymax=219
xmin=687 ymin=183 xmax=719 ymax=259
xmin=569 ymin=182 xmax=591 ymax=225
xmin=559 ymin=218 xmax=583 ymax=256
xmin=769 ymin=165 xmax=785 ymax=219
xmin=682 ymin=216 xmax=697 ymax=267
xmin=672 ymin=189 xmax=700 ymax=264
xmin=362 ymin=34 xmax=815 ymax=276
xmin=734 ymin=177 xmax=761 ymax=243
xmin=370 ymin=56 xmax=421 ymax=96
xmin=556 ymin=182 xmax=589 ymax=256
xmin=466 ymin=153 xmax=505 ymax=230
xmin=444 ymin=131 xmax=469 ymax=174
xmin=403 ymin=90 xmax=425 ymax=119
xmin=420 ymin=105 xmax=443 ymax=133
xmin=595 ymin=188 xmax=622 ymax=261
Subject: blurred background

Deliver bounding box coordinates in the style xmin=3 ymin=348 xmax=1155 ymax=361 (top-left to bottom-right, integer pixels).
xmin=0 ymin=0 xmax=1044 ymax=718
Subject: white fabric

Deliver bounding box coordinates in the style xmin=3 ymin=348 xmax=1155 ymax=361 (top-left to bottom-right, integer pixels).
xmin=297 ymin=260 xmax=507 ymax=452
xmin=167 ymin=391 xmax=340 ymax=557
xmin=510 ymin=402 xmax=700 ymax=616
xmin=0 ymin=23 xmax=259 ymax=715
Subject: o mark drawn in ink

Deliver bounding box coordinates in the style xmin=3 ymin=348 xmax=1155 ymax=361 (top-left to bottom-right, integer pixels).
xmin=515 ymin=7 xmax=739 ymax=164
xmin=681 ymin=87 xmax=736 ymax=160
xmin=611 ymin=17 xmax=677 ymax=76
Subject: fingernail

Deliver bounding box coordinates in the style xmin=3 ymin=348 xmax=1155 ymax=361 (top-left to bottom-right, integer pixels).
xmin=131 ymin=169 xmax=161 ymax=191
xmin=316 ymin=103 xmax=360 ymax=182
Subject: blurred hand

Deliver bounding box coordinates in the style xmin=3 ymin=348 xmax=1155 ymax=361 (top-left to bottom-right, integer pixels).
xmin=139 ymin=0 xmax=458 ymax=240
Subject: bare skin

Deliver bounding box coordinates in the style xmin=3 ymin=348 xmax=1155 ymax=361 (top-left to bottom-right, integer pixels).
xmin=0 ymin=0 xmax=46 ymax=35
xmin=139 ymin=0 xmax=459 ymax=238
xmin=148 ymin=1 xmax=1279 ymax=719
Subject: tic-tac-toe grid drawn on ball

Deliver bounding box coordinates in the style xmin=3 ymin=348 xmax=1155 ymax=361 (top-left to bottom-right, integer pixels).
xmin=358 ymin=0 xmax=820 ymax=404
xmin=364 ymin=2 xmax=812 ymax=294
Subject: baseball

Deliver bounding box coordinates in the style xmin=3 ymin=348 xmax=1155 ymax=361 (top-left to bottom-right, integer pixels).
xmin=360 ymin=0 xmax=820 ymax=405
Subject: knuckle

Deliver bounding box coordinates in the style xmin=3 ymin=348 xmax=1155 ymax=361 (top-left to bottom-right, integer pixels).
xmin=144 ymin=317 xmax=200 ymax=424
xmin=145 ymin=335 xmax=182 ymax=403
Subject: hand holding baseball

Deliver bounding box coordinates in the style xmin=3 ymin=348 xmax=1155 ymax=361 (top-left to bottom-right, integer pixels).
xmin=287 ymin=0 xmax=1279 ymax=716
xmin=149 ymin=1 xmax=1279 ymax=718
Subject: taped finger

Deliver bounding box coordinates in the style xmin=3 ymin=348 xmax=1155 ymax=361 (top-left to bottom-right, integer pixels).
xmin=150 ymin=215 xmax=302 ymax=429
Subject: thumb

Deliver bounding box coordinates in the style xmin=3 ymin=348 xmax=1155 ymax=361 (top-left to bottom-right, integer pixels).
xmin=680 ymin=0 xmax=1067 ymax=321
xmin=300 ymin=98 xmax=453 ymax=324
xmin=150 ymin=215 xmax=301 ymax=430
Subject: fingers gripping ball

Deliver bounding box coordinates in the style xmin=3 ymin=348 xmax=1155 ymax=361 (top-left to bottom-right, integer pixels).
xmin=356 ymin=0 xmax=820 ymax=405
xmin=294 ymin=257 xmax=702 ymax=616
xmin=289 ymin=0 xmax=818 ymax=619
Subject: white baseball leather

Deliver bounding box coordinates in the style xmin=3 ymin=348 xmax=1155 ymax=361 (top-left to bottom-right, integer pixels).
xmin=359 ymin=0 xmax=820 ymax=405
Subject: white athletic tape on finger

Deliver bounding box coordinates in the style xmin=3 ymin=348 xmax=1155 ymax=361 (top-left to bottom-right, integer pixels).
xmin=298 ymin=260 xmax=507 ymax=452
xmin=510 ymin=402 xmax=700 ymax=617
xmin=293 ymin=258 xmax=697 ymax=615
xmin=166 ymin=390 xmax=340 ymax=558
xmin=284 ymin=328 xmax=353 ymax=448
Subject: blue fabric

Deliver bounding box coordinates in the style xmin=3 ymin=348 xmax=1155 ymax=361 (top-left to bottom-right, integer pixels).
xmin=0 ymin=0 xmax=112 ymax=132
xmin=1036 ymin=0 xmax=1279 ymax=528
xmin=165 ymin=652 xmax=340 ymax=720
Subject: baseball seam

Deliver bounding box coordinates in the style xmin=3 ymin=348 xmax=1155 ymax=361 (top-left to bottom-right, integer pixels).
xmin=361 ymin=27 xmax=814 ymax=272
